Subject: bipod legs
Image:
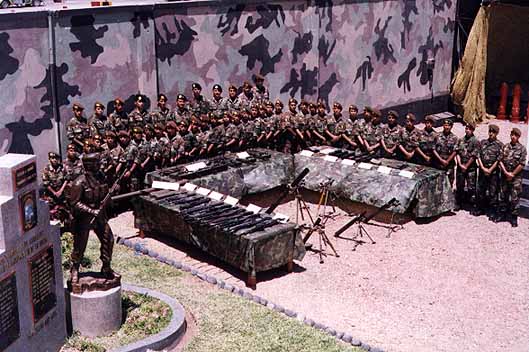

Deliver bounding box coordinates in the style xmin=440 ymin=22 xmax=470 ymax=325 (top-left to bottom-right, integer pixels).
xmin=351 ymin=223 xmax=376 ymax=251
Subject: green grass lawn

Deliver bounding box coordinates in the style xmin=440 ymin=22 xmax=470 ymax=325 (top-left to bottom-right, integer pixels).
xmin=63 ymin=234 xmax=361 ymax=352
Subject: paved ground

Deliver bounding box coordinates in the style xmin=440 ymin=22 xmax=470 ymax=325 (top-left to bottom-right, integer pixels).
xmin=110 ymin=120 xmax=529 ymax=352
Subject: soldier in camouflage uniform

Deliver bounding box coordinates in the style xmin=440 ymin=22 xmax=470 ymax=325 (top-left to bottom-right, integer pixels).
xmin=149 ymin=94 xmax=171 ymax=125
xmin=224 ymin=113 xmax=241 ymax=152
xmin=433 ymin=119 xmax=458 ymax=185
xmin=362 ymin=108 xmax=384 ymax=157
xmin=398 ymin=113 xmax=421 ymax=162
xmin=122 ymin=126 xmax=145 ymax=192
xmin=498 ymin=128 xmax=527 ymax=227
xmin=311 ymin=101 xmax=329 ymax=145
xmin=63 ymin=143 xmax=83 ymax=182
xmin=88 ymin=102 xmax=109 ymax=137
xmin=153 ymin=122 xmax=169 ymax=168
xmin=170 ymin=94 xmax=192 ymax=125
xmin=348 ymin=105 xmax=365 ymax=148
xmin=381 ymin=110 xmax=402 ymax=158
xmin=476 ymin=124 xmax=503 ymax=218
xmin=140 ymin=124 xmax=155 ymax=174
xmin=166 ymin=121 xmax=184 ymax=165
xmin=128 ymin=94 xmax=149 ymax=129
xmin=208 ymin=119 xmax=226 ymax=154
xmin=225 ymin=84 xmax=242 ymax=112
xmin=41 ymin=152 xmax=68 ymax=222
xmin=208 ymin=84 xmax=227 ymax=119
xmin=252 ymin=74 xmax=269 ymax=104
xmin=189 ymin=83 xmax=210 ymax=116
xmin=101 ymin=131 xmax=123 ymax=184
xmin=416 ymin=115 xmax=438 ymax=166
xmin=455 ymin=123 xmax=479 ymax=211
xmin=240 ymin=107 xmax=257 ymax=149
xmin=108 ymin=98 xmax=129 ymax=132
xmin=67 ymin=103 xmax=90 ymax=149
xmin=238 ymin=81 xmax=255 ymax=111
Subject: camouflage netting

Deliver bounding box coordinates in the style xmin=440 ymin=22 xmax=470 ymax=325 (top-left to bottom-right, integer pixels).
xmin=451 ymin=6 xmax=492 ymax=125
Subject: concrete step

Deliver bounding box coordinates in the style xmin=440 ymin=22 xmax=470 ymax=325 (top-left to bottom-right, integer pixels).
xmin=520 ymin=198 xmax=529 ymax=219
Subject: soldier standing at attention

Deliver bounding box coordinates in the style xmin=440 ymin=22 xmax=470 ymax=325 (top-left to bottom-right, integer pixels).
xmin=67 ymin=103 xmax=89 ymax=147
xmin=476 ymin=124 xmax=503 ymax=219
xmin=41 ymin=152 xmax=68 ymax=222
xmin=150 ymin=94 xmax=170 ymax=125
xmin=63 ymin=143 xmax=83 ymax=182
xmin=238 ymin=81 xmax=255 ymax=111
xmin=190 ymin=83 xmax=209 ymax=116
xmin=208 ymin=84 xmax=227 ymax=119
xmin=88 ymin=102 xmax=109 ymax=137
xmin=498 ymin=128 xmax=527 ymax=227
xmin=128 ymin=94 xmax=149 ymax=129
xmin=252 ymin=74 xmax=269 ymax=103
xmin=416 ymin=115 xmax=438 ymax=166
xmin=381 ymin=110 xmax=402 ymax=158
xmin=170 ymin=94 xmax=191 ymax=125
xmin=433 ymin=119 xmax=458 ymax=185
xmin=455 ymin=123 xmax=479 ymax=212
xmin=108 ymin=98 xmax=128 ymax=132
xmin=398 ymin=113 xmax=420 ymax=162
xmin=226 ymin=84 xmax=242 ymax=112
xmin=362 ymin=109 xmax=384 ymax=157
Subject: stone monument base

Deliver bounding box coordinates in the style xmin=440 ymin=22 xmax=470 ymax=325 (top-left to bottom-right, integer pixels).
xmin=68 ymin=271 xmax=122 ymax=294
xmin=69 ymin=285 xmax=122 ymax=337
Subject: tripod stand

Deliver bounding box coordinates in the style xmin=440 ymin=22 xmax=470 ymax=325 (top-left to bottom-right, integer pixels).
xmin=299 ymin=180 xmax=339 ymax=263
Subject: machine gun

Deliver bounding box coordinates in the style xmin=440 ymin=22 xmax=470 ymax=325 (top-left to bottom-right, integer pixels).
xmin=266 ymin=168 xmax=310 ymax=214
xmin=334 ymin=198 xmax=400 ymax=238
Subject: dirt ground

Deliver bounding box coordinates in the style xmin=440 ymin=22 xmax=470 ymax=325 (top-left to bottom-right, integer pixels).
xmin=111 ymin=120 xmax=529 ymax=352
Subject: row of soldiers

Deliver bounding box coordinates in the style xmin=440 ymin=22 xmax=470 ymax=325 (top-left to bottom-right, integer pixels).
xmin=43 ymin=81 xmax=526 ymax=227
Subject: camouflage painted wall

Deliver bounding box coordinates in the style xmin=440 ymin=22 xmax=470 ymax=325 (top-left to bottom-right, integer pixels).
xmin=155 ymin=0 xmax=456 ymax=109
xmin=53 ymin=9 xmax=157 ymax=152
xmin=0 ymin=13 xmax=58 ymax=174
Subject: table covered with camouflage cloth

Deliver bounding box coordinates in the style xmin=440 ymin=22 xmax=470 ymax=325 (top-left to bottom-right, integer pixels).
xmin=134 ymin=189 xmax=305 ymax=287
xmin=294 ymin=152 xmax=455 ymax=218
xmin=148 ymin=149 xmax=294 ymax=197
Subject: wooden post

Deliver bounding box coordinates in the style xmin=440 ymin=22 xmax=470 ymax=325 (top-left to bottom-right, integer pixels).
xmin=497 ymin=82 xmax=508 ymax=120
xmin=511 ymin=84 xmax=521 ymax=123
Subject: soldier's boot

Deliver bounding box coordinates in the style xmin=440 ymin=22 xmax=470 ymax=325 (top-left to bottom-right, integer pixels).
xmin=509 ymin=215 xmax=518 ymax=228
xmin=492 ymin=210 xmax=505 ymax=223
xmin=70 ymin=264 xmax=80 ymax=283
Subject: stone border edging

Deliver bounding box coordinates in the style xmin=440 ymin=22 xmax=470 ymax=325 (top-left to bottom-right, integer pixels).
xmin=109 ymin=283 xmax=186 ymax=352
xmin=119 ymin=238 xmax=385 ymax=352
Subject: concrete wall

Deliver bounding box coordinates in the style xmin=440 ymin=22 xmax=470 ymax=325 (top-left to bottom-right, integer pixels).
xmin=0 ymin=0 xmax=457 ymax=172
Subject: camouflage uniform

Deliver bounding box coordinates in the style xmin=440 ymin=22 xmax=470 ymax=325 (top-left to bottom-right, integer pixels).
xmin=251 ymin=86 xmax=269 ymax=104
xmin=362 ymin=121 xmax=384 ymax=157
xmin=67 ymin=116 xmax=90 ymax=144
xmin=224 ymin=123 xmax=241 ymax=150
xmin=499 ymin=142 xmax=527 ymax=216
xmin=238 ymin=92 xmax=255 ymax=111
xmin=417 ymin=128 xmax=438 ymax=165
xmin=63 ymin=156 xmax=83 ymax=182
xmin=169 ymin=108 xmax=191 ymax=125
xmin=189 ymin=95 xmax=210 ymax=116
xmin=122 ymin=139 xmax=143 ymax=191
xmin=169 ymin=134 xmax=185 ymax=163
xmin=399 ymin=127 xmax=420 ymax=160
xmin=108 ymin=110 xmax=129 ymax=132
xmin=41 ymin=162 xmax=67 ymax=221
xmin=225 ymin=96 xmax=242 ymax=112
xmin=382 ymin=124 xmax=402 ymax=158
xmin=207 ymin=97 xmax=228 ymax=119
xmin=149 ymin=107 xmax=171 ymax=125
xmin=477 ymin=138 xmax=503 ymax=212
xmin=128 ymin=109 xmax=149 ymax=129
xmin=88 ymin=114 xmax=110 ymax=137
xmin=435 ymin=132 xmax=458 ymax=183
xmin=455 ymin=134 xmax=479 ymax=207
xmin=240 ymin=119 xmax=257 ymax=147
xmin=101 ymin=144 xmax=124 ymax=183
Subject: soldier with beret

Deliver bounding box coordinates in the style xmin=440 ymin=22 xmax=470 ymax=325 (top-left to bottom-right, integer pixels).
xmin=170 ymin=94 xmax=191 ymax=125
xmin=101 ymin=131 xmax=123 ymax=184
xmin=165 ymin=121 xmax=184 ymax=165
xmin=381 ymin=110 xmax=402 ymax=158
xmin=88 ymin=102 xmax=109 ymax=137
xmin=398 ymin=113 xmax=421 ymax=161
xmin=498 ymin=127 xmax=527 ymax=227
xmin=455 ymin=123 xmax=479 ymax=211
xmin=67 ymin=103 xmax=90 ymax=149
xmin=362 ymin=108 xmax=384 ymax=157
xmin=41 ymin=151 xmax=68 ymax=222
xmin=152 ymin=123 xmax=169 ymax=168
xmin=416 ymin=115 xmax=438 ymax=166
xmin=433 ymin=119 xmax=458 ymax=185
xmin=121 ymin=126 xmax=145 ymax=192
xmin=333 ymin=103 xmax=355 ymax=149
xmin=63 ymin=143 xmax=83 ymax=182
xmin=252 ymin=74 xmax=269 ymax=104
xmin=190 ymin=83 xmax=209 ymax=116
xmin=108 ymin=98 xmax=129 ymax=132
xmin=238 ymin=81 xmax=255 ymax=111
xmin=208 ymin=84 xmax=227 ymax=119
xmin=128 ymin=94 xmax=149 ymax=129
xmin=225 ymin=84 xmax=242 ymax=112
xmin=150 ymin=94 xmax=171 ymax=125
xmin=476 ymin=124 xmax=503 ymax=219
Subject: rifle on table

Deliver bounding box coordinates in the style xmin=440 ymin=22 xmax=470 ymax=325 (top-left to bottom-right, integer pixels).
xmin=334 ymin=198 xmax=400 ymax=237
xmin=266 ymin=167 xmax=310 ymax=214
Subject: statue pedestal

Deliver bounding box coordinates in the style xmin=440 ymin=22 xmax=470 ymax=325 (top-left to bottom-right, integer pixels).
xmin=69 ymin=283 xmax=122 ymax=337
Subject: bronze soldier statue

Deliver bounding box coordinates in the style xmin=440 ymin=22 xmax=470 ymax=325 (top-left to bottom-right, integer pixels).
xmin=67 ymin=153 xmax=119 ymax=283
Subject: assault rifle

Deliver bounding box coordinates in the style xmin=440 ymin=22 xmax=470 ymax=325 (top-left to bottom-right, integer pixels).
xmin=89 ymin=168 xmax=127 ymax=226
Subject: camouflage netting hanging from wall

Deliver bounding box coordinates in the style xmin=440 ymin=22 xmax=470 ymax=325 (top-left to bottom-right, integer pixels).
xmin=451 ymin=6 xmax=491 ymax=125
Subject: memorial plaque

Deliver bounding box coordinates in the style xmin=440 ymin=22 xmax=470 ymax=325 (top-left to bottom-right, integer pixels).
xmin=0 ymin=272 xmax=20 ymax=350
xmin=29 ymin=246 xmax=56 ymax=323
xmin=19 ymin=190 xmax=37 ymax=232
xmin=12 ymin=161 xmax=37 ymax=191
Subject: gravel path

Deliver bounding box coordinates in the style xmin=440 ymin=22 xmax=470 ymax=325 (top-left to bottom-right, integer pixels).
xmin=111 ymin=120 xmax=529 ymax=352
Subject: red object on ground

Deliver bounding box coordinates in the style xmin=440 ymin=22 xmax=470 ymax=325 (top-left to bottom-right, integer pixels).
xmin=497 ymin=82 xmax=508 ymax=120
xmin=511 ymin=83 xmax=521 ymax=123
